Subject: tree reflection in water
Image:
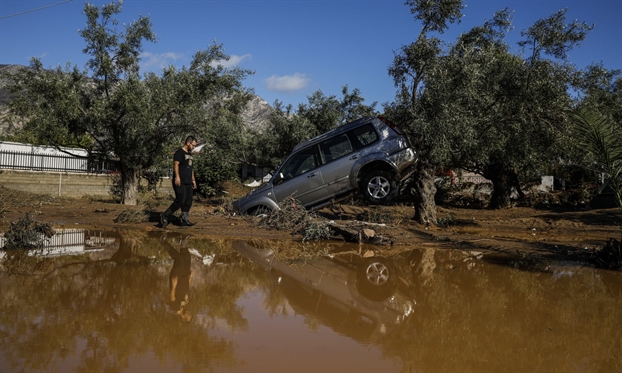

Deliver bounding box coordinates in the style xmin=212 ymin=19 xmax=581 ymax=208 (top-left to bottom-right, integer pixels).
xmin=0 ymin=231 xmax=247 ymax=372
xmin=0 ymin=230 xmax=621 ymax=372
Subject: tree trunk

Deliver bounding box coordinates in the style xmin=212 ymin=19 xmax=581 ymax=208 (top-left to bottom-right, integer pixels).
xmin=484 ymin=163 xmax=512 ymax=209
xmin=121 ymin=167 xmax=140 ymax=205
xmin=112 ymin=230 xmax=141 ymax=263
xmin=411 ymin=161 xmax=438 ymax=225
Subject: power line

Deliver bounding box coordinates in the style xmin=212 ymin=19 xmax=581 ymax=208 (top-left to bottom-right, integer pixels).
xmin=0 ymin=0 xmax=73 ymax=20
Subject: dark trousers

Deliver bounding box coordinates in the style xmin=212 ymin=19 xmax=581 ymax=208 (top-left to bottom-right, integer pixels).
xmin=167 ymin=184 xmax=194 ymax=213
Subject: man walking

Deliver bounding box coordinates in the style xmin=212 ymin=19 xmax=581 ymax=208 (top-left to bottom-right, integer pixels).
xmin=160 ymin=136 xmax=198 ymax=227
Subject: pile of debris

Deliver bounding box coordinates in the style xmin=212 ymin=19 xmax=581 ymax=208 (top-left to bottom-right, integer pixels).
xmin=254 ymin=197 xmax=390 ymax=244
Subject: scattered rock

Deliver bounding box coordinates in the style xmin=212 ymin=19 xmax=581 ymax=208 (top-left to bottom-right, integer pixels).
xmin=363 ymin=250 xmax=375 ymax=258
xmin=470 ymin=251 xmax=484 ymax=259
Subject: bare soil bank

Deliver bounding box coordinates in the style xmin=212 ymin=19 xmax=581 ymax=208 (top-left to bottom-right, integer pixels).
xmin=1 ymin=184 xmax=620 ymax=268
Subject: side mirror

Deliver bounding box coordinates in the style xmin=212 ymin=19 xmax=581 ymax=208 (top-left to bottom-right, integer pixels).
xmin=273 ymin=173 xmax=284 ymax=185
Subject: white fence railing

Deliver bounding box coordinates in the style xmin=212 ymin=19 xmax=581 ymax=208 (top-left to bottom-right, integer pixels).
xmin=0 ymin=141 xmax=120 ymax=174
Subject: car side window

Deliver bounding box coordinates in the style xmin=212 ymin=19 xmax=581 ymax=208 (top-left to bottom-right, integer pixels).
xmin=319 ymin=134 xmax=354 ymax=164
xmin=280 ymin=146 xmax=319 ymax=180
xmin=350 ymin=124 xmax=379 ymax=149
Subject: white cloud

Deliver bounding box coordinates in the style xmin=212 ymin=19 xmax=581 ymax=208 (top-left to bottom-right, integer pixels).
xmin=140 ymin=52 xmax=183 ymax=69
xmin=264 ymin=73 xmax=310 ymax=92
xmin=210 ymin=54 xmax=252 ymax=68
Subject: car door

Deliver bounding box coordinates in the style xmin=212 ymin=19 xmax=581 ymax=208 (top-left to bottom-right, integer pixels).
xmin=318 ymin=133 xmax=357 ymax=197
xmin=273 ymin=145 xmax=328 ymax=206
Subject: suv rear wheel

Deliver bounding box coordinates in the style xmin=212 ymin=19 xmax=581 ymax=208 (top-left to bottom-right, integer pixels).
xmin=360 ymin=170 xmax=397 ymax=205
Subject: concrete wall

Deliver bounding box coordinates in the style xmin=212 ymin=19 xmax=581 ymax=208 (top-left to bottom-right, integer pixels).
xmin=0 ymin=169 xmax=174 ymax=198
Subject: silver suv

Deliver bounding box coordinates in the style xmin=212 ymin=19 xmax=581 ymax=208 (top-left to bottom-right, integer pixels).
xmin=233 ymin=116 xmax=417 ymax=215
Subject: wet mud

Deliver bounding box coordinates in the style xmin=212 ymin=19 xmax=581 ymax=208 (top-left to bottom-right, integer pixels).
xmin=1 ymin=228 xmax=621 ymax=372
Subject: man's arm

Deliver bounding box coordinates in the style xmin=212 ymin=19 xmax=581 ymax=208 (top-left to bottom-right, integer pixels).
xmin=174 ymin=161 xmax=181 ymax=186
xmin=191 ymin=170 xmax=196 ymax=189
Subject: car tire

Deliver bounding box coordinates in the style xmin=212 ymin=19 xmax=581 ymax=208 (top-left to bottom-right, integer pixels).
xmin=247 ymin=205 xmax=271 ymax=216
xmin=355 ymin=258 xmax=397 ymax=302
xmin=360 ymin=170 xmax=397 ymax=205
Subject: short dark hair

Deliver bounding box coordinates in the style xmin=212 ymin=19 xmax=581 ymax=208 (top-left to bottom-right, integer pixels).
xmin=185 ymin=136 xmax=196 ymax=144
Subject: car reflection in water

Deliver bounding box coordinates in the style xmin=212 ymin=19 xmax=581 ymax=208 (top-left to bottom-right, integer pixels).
xmin=233 ymin=241 xmax=415 ymax=343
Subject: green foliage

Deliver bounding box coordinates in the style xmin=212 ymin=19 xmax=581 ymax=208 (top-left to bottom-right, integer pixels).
xmin=197 ymin=98 xmax=256 ymax=193
xmin=518 ymin=8 xmax=593 ymax=61
xmin=387 ymin=3 xmax=593 ymax=213
xmin=194 ymin=149 xmax=240 ymax=197
xmin=567 ymin=108 xmax=622 ymax=208
xmin=406 ymin=0 xmax=465 ymax=34
xmin=298 ymin=86 xmax=378 ymax=133
xmin=251 ymin=103 xmax=316 ymax=170
xmin=574 ymin=64 xmax=622 ymax=125
xmin=0 ymin=1 xmax=252 ymax=205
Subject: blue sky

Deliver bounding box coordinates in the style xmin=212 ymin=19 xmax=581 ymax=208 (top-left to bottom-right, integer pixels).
xmin=1 ymin=0 xmax=621 ymax=109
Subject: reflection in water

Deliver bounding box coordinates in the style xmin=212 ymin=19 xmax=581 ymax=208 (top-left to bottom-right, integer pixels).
xmin=0 ymin=230 xmax=621 ymax=372
xmin=0 ymin=229 xmax=115 ymax=258
xmin=161 ymin=233 xmax=194 ymax=322
xmin=233 ymin=240 xmax=414 ymax=345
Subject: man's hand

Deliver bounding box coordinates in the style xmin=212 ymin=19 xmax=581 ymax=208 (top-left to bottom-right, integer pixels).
xmin=175 ymin=177 xmax=181 ymax=186
xmin=192 ymin=180 xmax=197 ymax=189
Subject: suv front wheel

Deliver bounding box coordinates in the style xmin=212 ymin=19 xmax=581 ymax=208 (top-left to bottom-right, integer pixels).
xmin=360 ymin=170 xmax=397 ymax=205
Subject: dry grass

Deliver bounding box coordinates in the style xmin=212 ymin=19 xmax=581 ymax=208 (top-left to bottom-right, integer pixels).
xmin=212 ymin=197 xmax=237 ymax=216
xmin=0 ymin=185 xmax=74 ymax=209
xmin=248 ymin=238 xmax=331 ymax=262
xmin=114 ymin=203 xmax=150 ymax=223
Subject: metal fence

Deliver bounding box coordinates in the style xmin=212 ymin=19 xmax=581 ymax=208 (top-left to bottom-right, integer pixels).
xmin=0 ymin=149 xmax=121 ymax=174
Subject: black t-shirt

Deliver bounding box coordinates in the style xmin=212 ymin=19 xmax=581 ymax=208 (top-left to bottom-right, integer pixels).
xmin=174 ymin=148 xmax=194 ymax=184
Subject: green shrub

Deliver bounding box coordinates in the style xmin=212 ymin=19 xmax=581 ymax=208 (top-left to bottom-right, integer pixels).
xmin=194 ymin=151 xmax=239 ymax=197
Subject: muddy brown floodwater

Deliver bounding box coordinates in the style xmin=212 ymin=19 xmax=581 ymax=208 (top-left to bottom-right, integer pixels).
xmin=0 ymin=228 xmax=620 ymax=373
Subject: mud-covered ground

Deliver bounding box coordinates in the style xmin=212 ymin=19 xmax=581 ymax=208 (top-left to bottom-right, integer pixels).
xmin=1 ymin=182 xmax=620 ymax=267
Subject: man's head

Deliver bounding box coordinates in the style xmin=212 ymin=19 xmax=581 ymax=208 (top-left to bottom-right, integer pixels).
xmin=184 ymin=136 xmax=197 ymax=151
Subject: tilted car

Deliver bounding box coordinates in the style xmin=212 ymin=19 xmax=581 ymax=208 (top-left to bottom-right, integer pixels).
xmin=233 ymin=116 xmax=417 ymax=215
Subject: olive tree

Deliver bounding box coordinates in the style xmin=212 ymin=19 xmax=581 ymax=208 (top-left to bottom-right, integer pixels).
xmin=1 ymin=1 xmax=252 ymax=204
xmin=435 ymin=8 xmax=593 ymax=209
xmin=386 ymin=0 xmax=465 ymax=224
xmin=388 ymin=3 xmax=593 ymax=221
xmin=574 ymin=64 xmax=622 ymax=123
